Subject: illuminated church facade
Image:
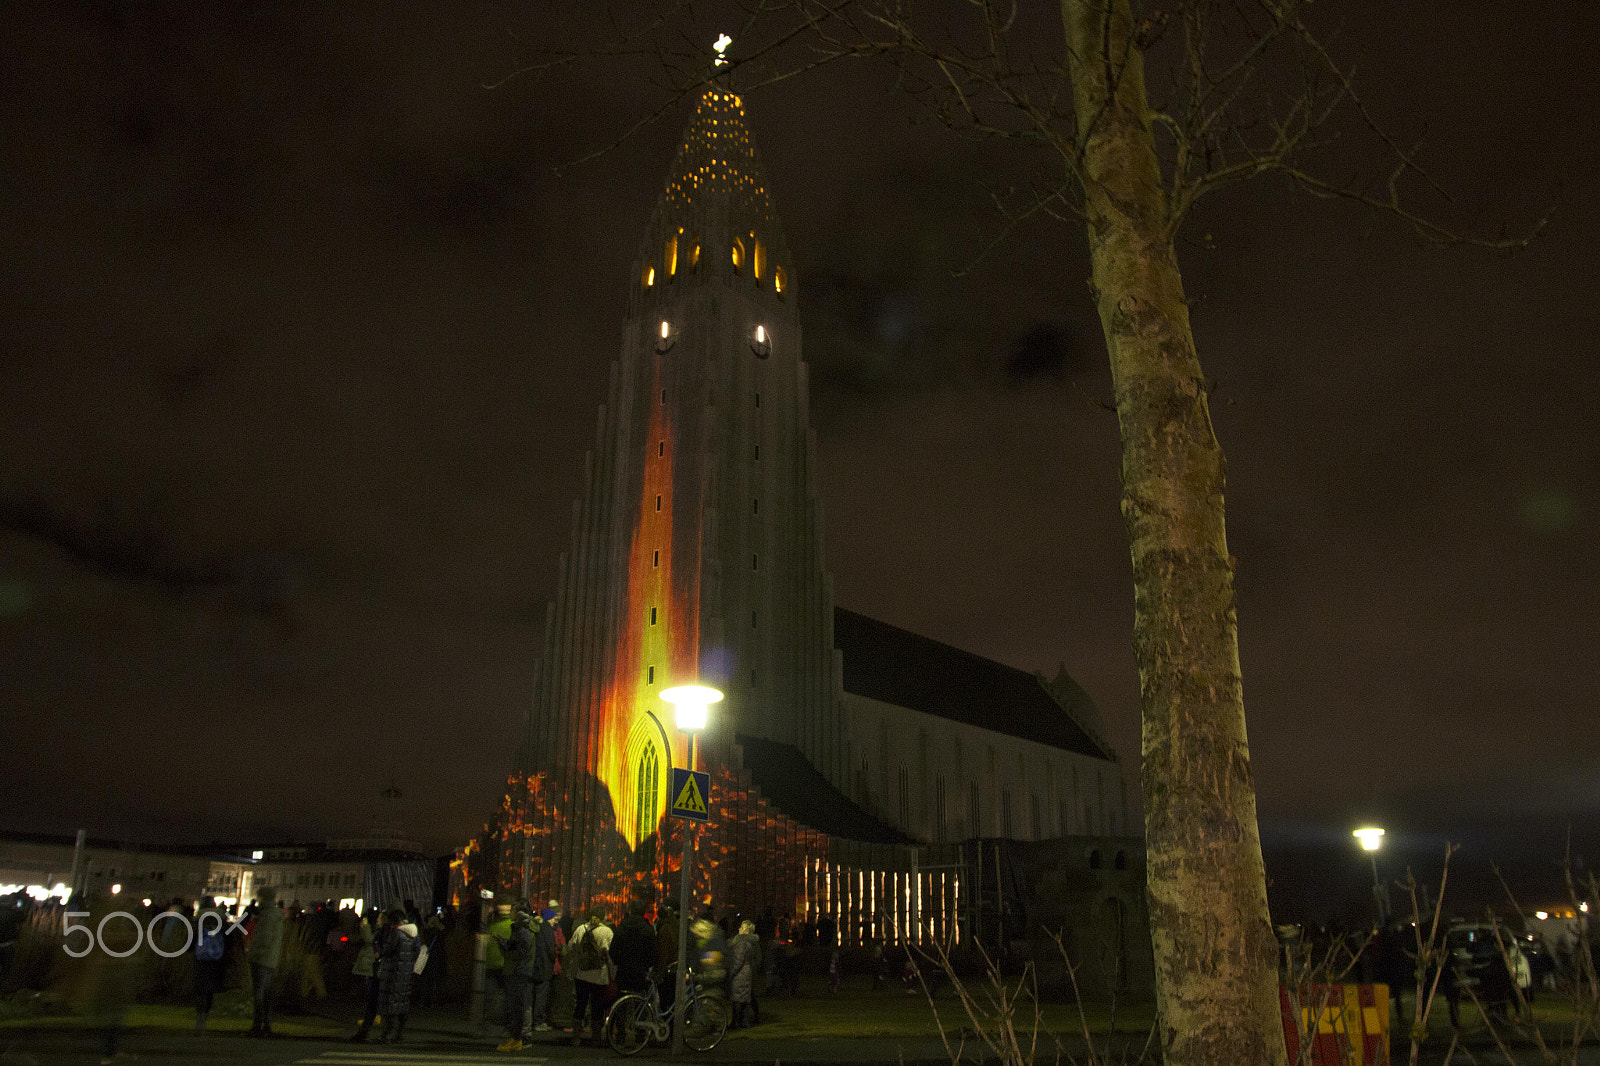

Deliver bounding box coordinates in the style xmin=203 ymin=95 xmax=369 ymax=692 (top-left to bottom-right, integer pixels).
xmin=462 ymin=80 xmax=1146 ymax=982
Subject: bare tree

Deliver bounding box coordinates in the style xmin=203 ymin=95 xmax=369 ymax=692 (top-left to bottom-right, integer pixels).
xmin=499 ymin=3 xmax=1545 ymax=1064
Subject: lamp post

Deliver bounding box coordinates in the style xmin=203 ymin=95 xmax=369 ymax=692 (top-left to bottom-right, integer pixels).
xmin=1353 ymin=826 xmax=1389 ymax=927
xmin=661 ymin=684 xmax=722 ymax=1055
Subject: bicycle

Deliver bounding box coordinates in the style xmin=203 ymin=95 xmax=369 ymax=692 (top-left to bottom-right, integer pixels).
xmin=603 ymin=966 xmax=730 ymax=1055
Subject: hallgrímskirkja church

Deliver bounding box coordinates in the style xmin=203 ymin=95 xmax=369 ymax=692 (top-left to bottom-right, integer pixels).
xmin=458 ymin=72 xmax=1148 ymax=990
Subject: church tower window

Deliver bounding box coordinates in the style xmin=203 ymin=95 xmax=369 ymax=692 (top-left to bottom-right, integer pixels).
xmin=731 ymin=239 xmax=744 ymax=273
xmin=774 ymin=265 xmax=786 ymax=299
xmin=666 ymin=232 xmax=679 ymax=277
xmin=634 ymin=741 xmax=661 ymax=840
xmin=643 ymin=263 xmax=655 ymax=288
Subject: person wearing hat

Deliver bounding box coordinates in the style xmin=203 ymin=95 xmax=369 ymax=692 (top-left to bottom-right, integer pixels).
xmin=376 ymin=904 xmax=420 ymax=1043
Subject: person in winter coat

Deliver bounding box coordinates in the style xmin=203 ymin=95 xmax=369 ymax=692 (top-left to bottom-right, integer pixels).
xmin=377 ymin=905 xmax=420 ymax=1043
xmin=728 ymin=920 xmax=762 ymax=1028
xmin=565 ymin=910 xmax=614 ymax=1047
xmin=691 ymin=917 xmax=729 ymax=991
xmin=246 ymin=886 xmax=286 ymax=1037
xmin=496 ymin=901 xmax=536 ymax=1051
xmin=528 ymin=903 xmax=558 ymax=1033
xmin=192 ymin=896 xmax=229 ymax=1033
xmin=610 ymin=900 xmax=658 ymax=995
xmin=349 ymin=909 xmax=383 ymax=1042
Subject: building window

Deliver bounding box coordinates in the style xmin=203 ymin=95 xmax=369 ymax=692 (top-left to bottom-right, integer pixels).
xmin=731 ymin=239 xmax=744 ymax=273
xmin=1114 ymin=850 xmax=1127 ymax=871
xmin=643 ymin=263 xmax=655 ymax=288
xmin=634 ymin=740 xmax=661 ymax=838
xmin=647 ymin=666 xmax=655 ymax=684
xmin=661 ymin=388 xmax=667 ymax=404
xmin=665 ymin=233 xmax=678 ymax=277
xmin=751 ymin=610 xmax=758 ymax=628
xmin=934 ymin=775 xmax=947 ymax=843
xmin=1000 ymin=790 xmax=1013 ymax=838
xmin=659 ymin=441 xmax=664 ymax=456
xmin=774 ymin=265 xmax=786 ymax=298
xmin=690 ymin=244 xmax=701 ymax=272
xmin=1089 ymin=849 xmax=1103 ymax=870
xmin=750 ymin=668 xmax=757 ymax=688
xmin=655 ymin=495 xmax=662 ymax=511
xmin=754 ymin=391 xmax=760 ymax=408
xmin=752 ymin=554 xmax=758 ymax=570
xmin=752 ymin=498 xmax=759 ymax=514
xmin=753 ymin=444 xmax=760 ymax=460
xmin=650 ymin=607 xmax=657 ymax=625
xmin=653 ymin=550 xmax=659 ymax=567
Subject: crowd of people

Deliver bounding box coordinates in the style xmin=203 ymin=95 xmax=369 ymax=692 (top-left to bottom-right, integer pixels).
xmin=482 ymin=896 xmax=774 ymax=1052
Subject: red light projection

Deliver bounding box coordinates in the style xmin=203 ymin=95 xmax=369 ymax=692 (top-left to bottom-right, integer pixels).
xmin=594 ymin=352 xmax=702 ymax=849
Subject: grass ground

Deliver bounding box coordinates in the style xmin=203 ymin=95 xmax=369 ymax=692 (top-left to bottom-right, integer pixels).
xmin=713 ymin=974 xmax=1158 ymax=1042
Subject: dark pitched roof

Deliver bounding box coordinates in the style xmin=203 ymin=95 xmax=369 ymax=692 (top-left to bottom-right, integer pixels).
xmin=735 ymin=734 xmax=916 ymax=846
xmin=833 ymin=608 xmax=1113 ymax=761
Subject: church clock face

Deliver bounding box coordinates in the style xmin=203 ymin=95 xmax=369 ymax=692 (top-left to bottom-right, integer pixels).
xmin=750 ymin=324 xmax=770 ymax=359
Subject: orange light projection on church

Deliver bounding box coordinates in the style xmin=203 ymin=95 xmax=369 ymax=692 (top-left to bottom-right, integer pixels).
xmin=594 ymin=349 xmax=700 ymax=849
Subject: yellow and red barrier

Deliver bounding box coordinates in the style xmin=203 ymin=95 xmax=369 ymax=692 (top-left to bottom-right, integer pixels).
xmin=1279 ymin=983 xmax=1390 ymax=1065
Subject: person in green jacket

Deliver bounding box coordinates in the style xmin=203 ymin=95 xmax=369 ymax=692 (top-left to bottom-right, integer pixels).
xmin=485 ymin=900 xmax=513 ymax=1028
xmin=246 ymin=886 xmax=286 ymax=1037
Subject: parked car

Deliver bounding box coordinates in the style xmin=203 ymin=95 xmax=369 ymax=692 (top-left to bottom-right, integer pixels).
xmin=1445 ymin=924 xmax=1531 ymax=995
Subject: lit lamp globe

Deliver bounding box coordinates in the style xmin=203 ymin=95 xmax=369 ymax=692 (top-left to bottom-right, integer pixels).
xmin=1353 ymin=827 xmax=1385 ymax=851
xmin=659 ymin=685 xmax=723 ymax=732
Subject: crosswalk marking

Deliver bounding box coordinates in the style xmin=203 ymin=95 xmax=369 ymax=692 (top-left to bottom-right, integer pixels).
xmin=292 ymin=1052 xmax=547 ymax=1065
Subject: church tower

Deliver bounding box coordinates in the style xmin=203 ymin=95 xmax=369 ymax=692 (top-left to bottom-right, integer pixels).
xmin=515 ymin=80 xmax=844 ymax=905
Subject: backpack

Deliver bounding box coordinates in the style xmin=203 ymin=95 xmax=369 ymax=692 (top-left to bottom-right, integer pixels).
xmin=196 ymin=925 xmax=225 ymax=961
xmin=564 ymin=922 xmax=605 ymax=972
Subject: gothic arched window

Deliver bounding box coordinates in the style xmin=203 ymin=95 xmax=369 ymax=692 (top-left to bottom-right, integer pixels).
xmin=634 ymin=741 xmax=661 ymax=839
xmin=731 ymin=239 xmax=744 ymax=274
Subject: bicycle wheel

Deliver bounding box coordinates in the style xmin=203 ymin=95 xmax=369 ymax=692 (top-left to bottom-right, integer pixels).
xmin=603 ymin=994 xmax=652 ymax=1056
xmin=683 ymin=992 xmax=730 ymax=1052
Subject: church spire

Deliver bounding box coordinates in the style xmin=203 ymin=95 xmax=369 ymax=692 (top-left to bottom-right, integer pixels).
xmin=635 ymin=68 xmax=791 ymax=303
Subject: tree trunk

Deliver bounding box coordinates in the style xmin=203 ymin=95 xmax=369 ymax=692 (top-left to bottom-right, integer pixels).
xmin=1061 ymin=2 xmax=1285 ymax=1064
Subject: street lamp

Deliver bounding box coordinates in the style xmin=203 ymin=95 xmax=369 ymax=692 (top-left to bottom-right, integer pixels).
xmin=660 ymin=683 xmax=722 ymax=1055
xmin=1353 ymin=827 xmax=1389 ymax=927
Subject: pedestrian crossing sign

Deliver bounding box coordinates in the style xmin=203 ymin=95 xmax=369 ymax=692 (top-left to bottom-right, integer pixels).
xmin=669 ymin=767 xmax=711 ymax=822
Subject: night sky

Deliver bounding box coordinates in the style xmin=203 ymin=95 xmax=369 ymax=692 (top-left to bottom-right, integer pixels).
xmin=2 ymin=3 xmax=1595 ymax=921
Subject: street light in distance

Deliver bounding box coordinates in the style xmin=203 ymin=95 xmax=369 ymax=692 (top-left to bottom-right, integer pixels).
xmin=1352 ymin=826 xmax=1388 ymax=926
